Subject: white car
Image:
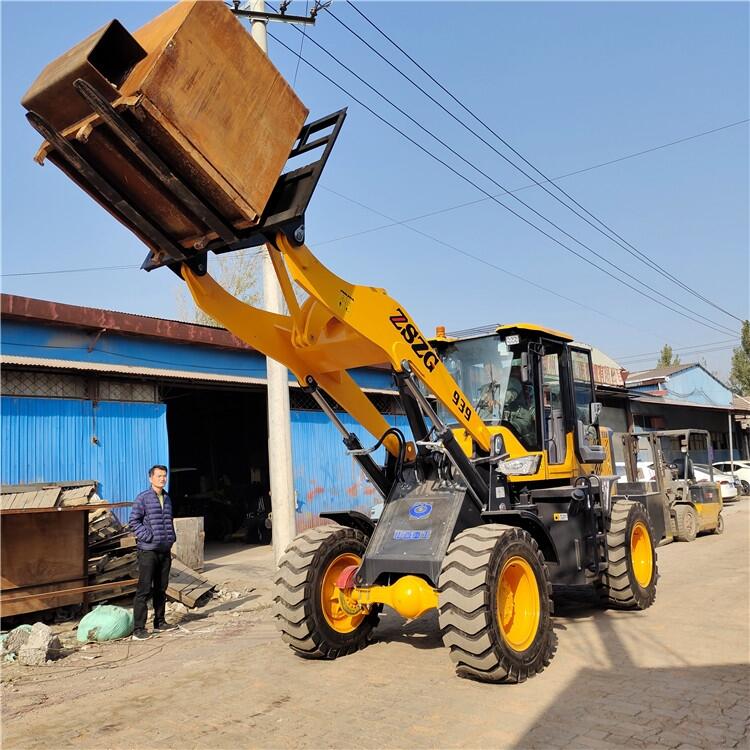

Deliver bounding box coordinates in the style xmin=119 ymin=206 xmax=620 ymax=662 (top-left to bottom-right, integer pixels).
xmin=613 ymin=461 xmax=656 ymax=481
xmin=694 ymin=464 xmax=739 ymax=502
xmin=713 ymin=460 xmax=750 ymax=485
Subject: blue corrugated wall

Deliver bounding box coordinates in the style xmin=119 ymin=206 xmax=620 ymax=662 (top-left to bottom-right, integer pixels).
xmin=291 ymin=410 xmax=411 ymax=532
xmin=1 ymin=397 xmax=168 ymax=523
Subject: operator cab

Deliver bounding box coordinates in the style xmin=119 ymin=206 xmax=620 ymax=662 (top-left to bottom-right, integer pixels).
xmin=432 ymin=323 xmax=606 ymax=478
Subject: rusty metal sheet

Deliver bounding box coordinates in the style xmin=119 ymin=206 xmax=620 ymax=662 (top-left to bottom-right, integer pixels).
xmin=21 ymin=20 xmax=146 ymax=132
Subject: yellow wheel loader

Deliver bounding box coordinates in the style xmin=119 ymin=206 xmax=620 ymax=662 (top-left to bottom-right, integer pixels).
xmin=22 ymin=0 xmax=659 ymax=682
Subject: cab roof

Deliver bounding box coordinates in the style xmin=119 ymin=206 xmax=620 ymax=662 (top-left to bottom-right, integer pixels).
xmin=495 ymin=323 xmax=573 ymax=342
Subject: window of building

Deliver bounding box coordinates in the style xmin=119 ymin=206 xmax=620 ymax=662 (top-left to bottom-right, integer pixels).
xmin=289 ymin=389 xmax=404 ymax=415
xmin=710 ymin=431 xmax=728 ymax=450
xmin=98 ymin=380 xmax=157 ymax=403
xmin=1 ymin=369 xmax=88 ymax=399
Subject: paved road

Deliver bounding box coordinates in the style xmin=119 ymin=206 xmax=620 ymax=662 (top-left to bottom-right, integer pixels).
xmin=3 ymin=503 xmax=748 ymax=749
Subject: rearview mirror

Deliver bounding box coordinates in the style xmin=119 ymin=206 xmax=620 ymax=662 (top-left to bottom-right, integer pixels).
xmin=589 ymin=402 xmax=602 ymax=425
xmin=520 ymin=352 xmax=530 ymax=384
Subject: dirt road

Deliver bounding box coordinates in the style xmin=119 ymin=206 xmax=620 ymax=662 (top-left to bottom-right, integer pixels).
xmin=2 ymin=504 xmax=748 ymax=749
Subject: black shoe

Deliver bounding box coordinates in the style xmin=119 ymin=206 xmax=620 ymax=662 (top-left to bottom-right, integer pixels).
xmin=132 ymin=629 xmax=151 ymax=641
xmin=153 ymin=621 xmax=177 ymax=632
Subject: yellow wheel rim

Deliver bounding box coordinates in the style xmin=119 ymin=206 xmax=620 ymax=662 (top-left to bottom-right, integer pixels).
xmin=630 ymin=521 xmax=653 ymax=588
xmin=320 ymin=553 xmax=364 ymax=633
xmin=496 ymin=556 xmax=541 ymax=652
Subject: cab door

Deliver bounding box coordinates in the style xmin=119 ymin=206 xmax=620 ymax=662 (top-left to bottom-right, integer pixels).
xmin=568 ymin=347 xmax=606 ymax=465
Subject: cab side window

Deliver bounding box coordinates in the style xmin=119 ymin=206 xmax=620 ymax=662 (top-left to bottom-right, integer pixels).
xmin=542 ymin=353 xmax=566 ymax=464
xmin=571 ymin=350 xmax=599 ymax=449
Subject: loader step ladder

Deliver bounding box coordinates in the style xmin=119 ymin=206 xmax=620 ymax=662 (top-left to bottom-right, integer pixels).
xmin=574 ymin=477 xmax=608 ymax=575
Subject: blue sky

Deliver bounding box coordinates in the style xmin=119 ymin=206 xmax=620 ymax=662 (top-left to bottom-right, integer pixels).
xmin=2 ymin=1 xmax=748 ymax=377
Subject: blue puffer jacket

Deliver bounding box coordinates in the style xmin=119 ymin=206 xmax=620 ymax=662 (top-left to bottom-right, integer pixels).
xmin=129 ymin=488 xmax=176 ymax=551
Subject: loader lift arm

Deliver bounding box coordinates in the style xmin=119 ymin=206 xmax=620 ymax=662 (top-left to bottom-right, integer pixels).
xmin=180 ymin=231 xmax=494 ymax=471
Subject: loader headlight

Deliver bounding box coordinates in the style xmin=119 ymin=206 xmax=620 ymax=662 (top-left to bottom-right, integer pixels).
xmin=496 ymin=455 xmax=541 ymax=476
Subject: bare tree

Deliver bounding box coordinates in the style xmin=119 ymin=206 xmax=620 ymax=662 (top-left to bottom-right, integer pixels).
xmin=176 ymin=250 xmax=263 ymax=326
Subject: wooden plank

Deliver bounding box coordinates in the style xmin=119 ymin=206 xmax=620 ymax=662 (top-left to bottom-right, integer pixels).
xmin=167 ymin=558 xmax=214 ymax=608
xmin=1 ymin=511 xmax=85 ymax=590
xmin=173 ymin=517 xmax=204 ymax=572
xmin=1 ymin=480 xmax=95 ymax=494
xmin=1 ymin=578 xmax=138 ymax=608
xmin=89 ymin=583 xmax=137 ymax=603
xmin=92 ymin=569 xmax=137 ymax=584
xmin=60 ymin=485 xmax=96 ymax=506
xmin=101 ymin=552 xmax=136 ymax=572
xmin=0 ymin=502 xmax=130 ymax=516
xmin=0 ymin=578 xmax=87 ymax=616
xmin=39 ymin=487 xmax=61 ymax=508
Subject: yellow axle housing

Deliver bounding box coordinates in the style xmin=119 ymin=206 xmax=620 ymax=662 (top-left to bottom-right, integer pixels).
xmin=345 ymin=576 xmax=438 ymax=622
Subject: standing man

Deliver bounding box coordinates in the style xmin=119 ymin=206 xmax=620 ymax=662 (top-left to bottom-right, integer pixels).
xmin=130 ymin=465 xmax=177 ymax=640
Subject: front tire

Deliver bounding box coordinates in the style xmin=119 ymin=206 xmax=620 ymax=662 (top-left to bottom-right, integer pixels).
xmin=598 ymin=499 xmax=657 ymax=610
xmin=713 ymin=513 xmax=724 ymax=535
xmin=438 ymin=524 xmax=557 ymax=683
xmin=274 ymin=525 xmax=379 ymax=659
xmin=674 ymin=505 xmax=698 ymax=542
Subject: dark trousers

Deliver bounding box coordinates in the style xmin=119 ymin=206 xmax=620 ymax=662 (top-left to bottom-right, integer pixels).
xmin=134 ymin=549 xmax=172 ymax=631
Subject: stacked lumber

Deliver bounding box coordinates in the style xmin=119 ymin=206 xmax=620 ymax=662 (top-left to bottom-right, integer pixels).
xmin=85 ymin=511 xmax=214 ymax=608
xmin=0 ymin=482 xmax=98 ymax=511
xmin=87 ymin=509 xmax=138 ymax=602
xmin=167 ymin=559 xmax=214 ymax=608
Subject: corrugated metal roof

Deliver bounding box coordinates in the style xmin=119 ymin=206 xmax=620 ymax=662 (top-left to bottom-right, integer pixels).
xmin=1 ymin=354 xmax=399 ymax=395
xmin=1 ymin=293 xmax=251 ymax=351
xmin=632 ymin=393 xmax=732 ymax=411
xmin=626 ymin=363 xmax=696 ymax=384
xmin=2 ymin=354 xmax=266 ymax=386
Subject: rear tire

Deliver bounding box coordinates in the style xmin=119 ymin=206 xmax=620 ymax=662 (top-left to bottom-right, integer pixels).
xmin=674 ymin=505 xmax=698 ymax=542
xmin=438 ymin=524 xmax=557 ymax=683
xmin=598 ymin=499 xmax=657 ymax=610
xmin=274 ymin=525 xmax=379 ymax=659
xmin=713 ymin=513 xmax=724 ymax=535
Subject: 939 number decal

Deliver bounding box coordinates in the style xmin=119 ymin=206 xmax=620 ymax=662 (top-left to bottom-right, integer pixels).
xmin=452 ymin=390 xmax=472 ymax=422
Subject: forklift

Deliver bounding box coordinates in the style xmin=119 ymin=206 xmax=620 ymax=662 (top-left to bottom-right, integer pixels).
xmin=620 ymin=430 xmax=723 ymax=542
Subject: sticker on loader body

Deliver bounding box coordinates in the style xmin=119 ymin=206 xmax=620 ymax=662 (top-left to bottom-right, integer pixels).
xmin=394 ymin=530 xmax=431 ymax=540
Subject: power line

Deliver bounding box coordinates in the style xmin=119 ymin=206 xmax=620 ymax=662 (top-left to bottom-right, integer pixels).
xmin=322 ymin=184 xmax=642 ymax=333
xmin=6 ymin=114 xmax=742 ymax=292
xmin=340 ymin=0 xmax=745 ymax=325
xmin=268 ymin=3 xmax=738 ymax=336
xmin=291 ymin=0 xmax=309 ymax=86
xmin=316 ymin=117 xmax=749 ymax=247
xmin=621 ymin=345 xmax=738 ymax=367
xmin=268 ymin=30 xmax=738 ymax=338
xmin=617 ymin=338 xmax=739 ymax=361
xmin=2 ymin=264 xmax=139 ymax=277
xmin=1 ymin=249 xmax=263 ymax=279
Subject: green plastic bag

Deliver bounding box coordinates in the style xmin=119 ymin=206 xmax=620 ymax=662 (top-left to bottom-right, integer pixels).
xmin=76 ymin=605 xmax=133 ymax=642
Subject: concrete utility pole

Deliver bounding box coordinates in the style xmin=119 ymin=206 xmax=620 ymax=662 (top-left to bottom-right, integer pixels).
xmin=247 ymin=0 xmax=297 ymax=565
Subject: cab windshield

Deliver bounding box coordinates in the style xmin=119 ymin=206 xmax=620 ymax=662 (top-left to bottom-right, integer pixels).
xmin=438 ymin=336 xmax=539 ymax=449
